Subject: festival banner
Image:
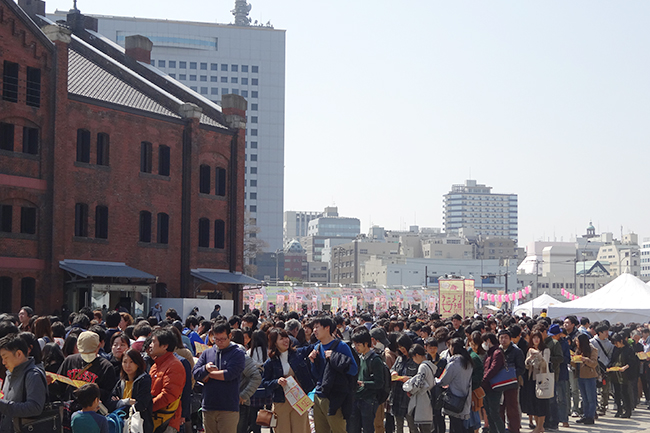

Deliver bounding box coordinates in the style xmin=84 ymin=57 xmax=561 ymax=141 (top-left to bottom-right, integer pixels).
xmin=438 ymin=279 xmax=465 ymax=318
xmin=464 ymin=279 xmax=475 ymax=315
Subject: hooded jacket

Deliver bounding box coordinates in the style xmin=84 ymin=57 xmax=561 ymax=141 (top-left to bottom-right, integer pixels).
xmin=192 ymin=342 xmax=245 ymax=412
xmin=436 ymin=354 xmax=473 ymax=420
xmin=0 ymin=357 xmax=47 ymax=433
xmin=403 ymin=360 xmax=436 ymax=423
xmin=239 ymin=353 xmax=262 ymax=406
xmin=110 ymin=372 xmax=154 ymax=433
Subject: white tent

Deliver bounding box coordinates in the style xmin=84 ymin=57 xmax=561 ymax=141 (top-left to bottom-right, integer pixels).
xmin=512 ymin=293 xmax=562 ymax=317
xmin=547 ymin=273 xmax=650 ymax=323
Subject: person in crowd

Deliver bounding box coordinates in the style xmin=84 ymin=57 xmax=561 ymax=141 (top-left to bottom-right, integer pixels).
xmin=119 ymin=313 xmax=133 ymax=332
xmin=262 ymin=328 xmax=315 ymax=432
xmin=55 ymin=331 xmax=117 ymax=405
xmin=572 ymin=333 xmax=598 ymax=425
xmin=42 ymin=342 xmax=65 ymax=373
xmin=609 ymin=332 xmax=635 ymax=418
xmin=390 ymin=333 xmax=418 ymax=433
xmin=498 ymin=329 xmax=524 ymax=433
xmin=235 ymin=338 xmax=262 ymax=433
xmin=210 ymin=304 xmax=221 ymax=320
xmin=132 ymin=321 xmax=152 ymax=353
xmin=148 ymin=328 xmax=186 ymax=433
xmin=110 ymin=349 xmax=153 ymax=433
xmin=33 ymin=316 xmax=54 ymax=350
xmin=151 ymin=303 xmax=164 ymax=322
xmin=286 ymin=318 xmax=303 ymax=346
xmin=193 ymin=322 xmax=245 ymax=433
xmin=71 ymin=383 xmax=108 ymax=433
xmin=241 ymin=314 xmax=258 ymax=332
xmin=402 ymin=344 xmax=436 ymax=433
xmin=563 ymin=315 xmax=581 ymax=417
xmin=482 ymin=333 xmax=506 ymax=433
xmin=590 ymin=323 xmax=613 ymax=416
xmin=436 ymin=338 xmax=473 ymax=433
xmin=17 ymin=307 xmax=34 ymax=332
xmin=182 ymin=316 xmax=204 ymax=354
xmin=109 ymin=332 xmax=131 ymax=377
xmin=524 ymin=331 xmax=550 ymax=433
xmin=0 ymin=334 xmax=47 ymax=433
xmin=309 ymin=316 xmax=358 ymax=433
xmin=468 ymin=331 xmax=486 ymax=433
xmin=104 ymin=311 xmax=122 ymax=352
xmin=348 ymin=328 xmax=385 ymax=433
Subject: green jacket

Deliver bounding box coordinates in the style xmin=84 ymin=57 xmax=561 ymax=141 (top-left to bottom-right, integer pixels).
xmin=544 ymin=336 xmax=564 ymax=382
xmin=357 ymin=351 xmax=385 ymax=401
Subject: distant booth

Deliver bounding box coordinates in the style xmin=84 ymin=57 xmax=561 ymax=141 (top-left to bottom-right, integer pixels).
xmin=59 ymin=259 xmax=155 ymax=316
xmin=191 ymin=268 xmax=261 ymax=313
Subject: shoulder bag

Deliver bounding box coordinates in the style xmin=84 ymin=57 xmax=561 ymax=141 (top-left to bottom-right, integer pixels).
xmin=255 ymin=408 xmax=277 ymax=428
xmin=13 ymin=368 xmax=63 ymax=433
xmin=489 ymin=363 xmax=517 ymax=390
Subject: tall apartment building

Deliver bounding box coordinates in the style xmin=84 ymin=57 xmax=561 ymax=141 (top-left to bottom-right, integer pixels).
xmin=443 ymin=180 xmax=518 ymax=241
xmin=284 ymin=210 xmax=322 ymax=244
xmin=51 ymin=1 xmax=286 ymax=252
xmin=641 ymin=238 xmax=650 ymax=277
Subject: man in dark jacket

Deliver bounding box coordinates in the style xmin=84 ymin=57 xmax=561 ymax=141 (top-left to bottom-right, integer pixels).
xmin=0 ymin=334 xmax=46 ymax=433
xmin=193 ymin=322 xmax=245 ymax=433
xmin=350 ymin=329 xmax=385 ymax=433
xmin=309 ymin=316 xmax=358 ymax=433
xmin=498 ymin=329 xmax=524 ymax=433
xmin=543 ymin=324 xmax=566 ymax=430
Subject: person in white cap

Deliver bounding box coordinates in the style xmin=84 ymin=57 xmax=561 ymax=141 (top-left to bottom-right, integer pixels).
xmin=53 ymin=331 xmax=117 ymax=405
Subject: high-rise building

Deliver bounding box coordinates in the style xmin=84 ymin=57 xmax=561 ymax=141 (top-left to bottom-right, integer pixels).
xmin=284 ymin=210 xmax=323 ymax=245
xmin=443 ymin=180 xmax=518 ymax=241
xmin=50 ymin=1 xmax=286 ymax=251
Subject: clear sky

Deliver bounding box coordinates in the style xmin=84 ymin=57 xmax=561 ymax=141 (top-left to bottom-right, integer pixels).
xmin=46 ymin=0 xmax=650 ymax=246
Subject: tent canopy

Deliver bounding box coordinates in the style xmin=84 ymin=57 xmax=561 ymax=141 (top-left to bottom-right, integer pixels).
xmin=547 ymin=273 xmax=650 ymax=323
xmin=512 ymin=293 xmax=562 ymax=317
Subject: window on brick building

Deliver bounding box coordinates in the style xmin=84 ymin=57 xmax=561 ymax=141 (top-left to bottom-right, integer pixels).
xmin=22 ymin=127 xmax=38 ymax=155
xmin=95 ymin=205 xmax=108 ymax=239
xmin=76 ymin=129 xmax=90 ymax=163
xmin=2 ymin=61 xmax=18 ymax=103
xmin=157 ymin=213 xmax=169 ymax=244
xmin=20 ymin=277 xmax=35 ymax=309
xmin=20 ymin=207 xmax=36 ymax=234
xmin=97 ymin=133 xmax=109 ymax=166
xmin=199 ymin=165 xmax=211 ymax=194
xmin=198 ymin=218 xmax=210 ymax=247
xmin=74 ymin=203 xmax=88 ymax=237
xmin=0 ymin=277 xmax=11 ymax=313
xmin=0 ymin=123 xmax=14 ymax=151
xmin=214 ymin=219 xmax=225 ymax=249
xmin=139 ymin=211 xmax=152 ymax=243
xmin=140 ymin=142 xmax=152 ymax=173
xmin=159 ymin=145 xmax=170 ymax=176
xmin=215 ymin=167 xmax=226 ymax=196
xmin=0 ymin=205 xmax=11 ymax=232
xmin=25 ymin=67 xmax=41 ymax=108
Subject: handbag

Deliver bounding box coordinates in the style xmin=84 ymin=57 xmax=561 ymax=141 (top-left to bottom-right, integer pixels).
xmin=436 ymin=388 xmax=467 ymax=414
xmin=255 ymin=409 xmax=278 ymax=428
xmin=471 ymin=386 xmax=485 ymax=410
xmin=535 ymin=372 xmax=554 ymax=399
xmin=128 ymin=406 xmax=144 ymax=433
xmin=14 ymin=404 xmax=64 ymax=433
xmin=489 ymin=363 xmax=518 ymax=390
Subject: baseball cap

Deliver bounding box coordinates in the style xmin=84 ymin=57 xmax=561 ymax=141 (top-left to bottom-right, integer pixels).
xmin=370 ymin=327 xmax=390 ymax=348
xmin=548 ymin=324 xmax=562 ymax=336
xmin=77 ymin=331 xmax=100 ymax=363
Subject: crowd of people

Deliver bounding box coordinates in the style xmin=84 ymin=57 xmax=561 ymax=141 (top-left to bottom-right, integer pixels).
xmin=0 ymin=303 xmax=648 ymax=433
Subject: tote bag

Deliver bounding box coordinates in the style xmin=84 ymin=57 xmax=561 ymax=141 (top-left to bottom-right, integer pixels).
xmin=535 ymin=372 xmax=554 ymax=399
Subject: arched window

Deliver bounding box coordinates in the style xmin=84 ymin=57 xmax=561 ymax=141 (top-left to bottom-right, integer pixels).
xmin=198 ymin=218 xmax=210 ymax=247
xmin=214 ymin=219 xmax=225 ymax=249
xmin=20 ymin=277 xmax=35 ymax=309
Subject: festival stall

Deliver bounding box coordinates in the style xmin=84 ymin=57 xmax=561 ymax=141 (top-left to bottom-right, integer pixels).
xmin=512 ymin=292 xmax=562 ymax=317
xmin=547 ymin=273 xmax=650 ymax=322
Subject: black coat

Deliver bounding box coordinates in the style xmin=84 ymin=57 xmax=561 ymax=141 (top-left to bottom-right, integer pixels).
xmin=315 ymin=344 xmax=356 ymax=419
xmin=110 ymin=373 xmax=154 ymax=433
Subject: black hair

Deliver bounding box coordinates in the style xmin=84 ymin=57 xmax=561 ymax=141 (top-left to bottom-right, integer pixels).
xmin=565 ymin=315 xmax=579 ymax=326
xmin=228 ymin=315 xmax=241 ymax=327
xmin=482 ymin=333 xmax=498 ymax=346
xmin=74 ymin=383 xmax=101 ymax=408
xmin=508 ymin=324 xmax=522 ymax=339
xmin=62 ymin=335 xmax=78 ymax=357
xmin=42 ymin=342 xmax=65 ymax=368
xmin=230 ymin=329 xmax=244 ymax=345
xmin=312 ymin=316 xmax=336 ymax=335
xmin=151 ymin=328 xmax=176 ymax=352
xmin=71 ymin=314 xmax=90 ymax=330
xmin=580 ymin=317 xmax=590 ymax=326
xmin=408 ymin=343 xmax=426 ymax=358
xmin=17 ymin=332 xmax=41 ymax=364
xmin=241 ymin=313 xmax=258 ymax=330
xmin=397 ymin=333 xmax=413 ymax=356
xmin=350 ymin=329 xmax=371 ymax=346
xmin=51 ymin=321 xmax=65 ymax=339
xmin=595 ymin=324 xmax=610 ymax=335
xmin=451 ymin=314 xmax=462 ymax=321
xmin=0 ymin=321 xmax=19 ymax=339
xmin=20 ymin=306 xmax=34 ymax=317
xmin=425 ymin=337 xmax=439 ymax=348
xmin=88 ymin=325 xmax=106 ymax=343
xmin=449 ymin=338 xmax=472 ymax=369
xmin=212 ymin=322 xmax=231 ymax=336
xmin=133 ymin=321 xmax=152 ymax=339
xmin=0 ymin=333 xmax=28 ymax=356
xmin=250 ymin=329 xmax=268 ymax=362
xmin=185 ymin=316 xmax=199 ymax=328
xmin=120 ymin=349 xmax=146 ymax=381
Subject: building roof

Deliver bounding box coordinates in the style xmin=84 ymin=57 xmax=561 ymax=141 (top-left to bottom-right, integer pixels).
xmin=191 ymin=269 xmax=261 ymax=285
xmin=59 ymin=259 xmax=155 ymax=279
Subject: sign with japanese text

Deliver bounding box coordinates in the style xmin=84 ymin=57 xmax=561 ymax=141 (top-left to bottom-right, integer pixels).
xmin=438 ymin=279 xmax=465 ymax=318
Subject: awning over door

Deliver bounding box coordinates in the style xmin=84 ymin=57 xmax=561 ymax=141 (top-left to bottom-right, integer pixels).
xmin=59 ymin=260 xmax=155 ymax=280
xmin=191 ymin=268 xmax=261 ymax=286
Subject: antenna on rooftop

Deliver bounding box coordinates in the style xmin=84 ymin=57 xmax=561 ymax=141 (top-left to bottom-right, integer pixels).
xmin=231 ymin=0 xmax=252 ymax=26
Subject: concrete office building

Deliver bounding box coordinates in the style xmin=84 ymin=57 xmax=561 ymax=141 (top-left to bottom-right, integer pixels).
xmin=284 ymin=210 xmax=322 ymax=244
xmin=51 ymin=1 xmax=286 ymax=251
xmin=443 ymin=180 xmax=518 ymax=241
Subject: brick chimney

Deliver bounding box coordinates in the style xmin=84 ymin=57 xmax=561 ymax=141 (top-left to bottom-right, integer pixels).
xmin=17 ymin=0 xmax=45 ymax=20
xmin=125 ymin=35 xmax=153 ymax=64
xmin=221 ymin=94 xmax=247 ymax=129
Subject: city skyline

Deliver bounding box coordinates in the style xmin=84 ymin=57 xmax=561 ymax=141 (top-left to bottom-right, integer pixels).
xmin=44 ymin=0 xmax=650 ymax=246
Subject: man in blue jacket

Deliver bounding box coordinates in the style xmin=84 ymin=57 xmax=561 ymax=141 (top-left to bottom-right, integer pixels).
xmin=309 ymin=316 xmax=358 ymax=433
xmin=193 ymin=322 xmax=245 ymax=433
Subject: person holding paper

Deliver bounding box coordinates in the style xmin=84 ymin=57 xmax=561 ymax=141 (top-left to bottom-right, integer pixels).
xmin=262 ymin=328 xmax=315 ymax=432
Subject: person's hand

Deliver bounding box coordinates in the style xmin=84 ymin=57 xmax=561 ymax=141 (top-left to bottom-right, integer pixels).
xmin=357 ymin=380 xmax=364 ymax=387
xmin=309 ymin=350 xmax=318 ymax=363
xmin=407 ymin=392 xmax=412 ymax=398
xmin=621 ymin=365 xmax=630 ymax=371
xmin=278 ymin=377 xmax=287 ymax=387
xmin=128 ymin=399 xmax=136 ymax=406
xmin=46 ymin=376 xmax=54 ymax=385
xmin=400 ymin=376 xmax=409 ymax=382
xmin=239 ymin=397 xmax=245 ymax=405
xmin=206 ymin=362 xmax=217 ymax=373
xmin=325 ymin=350 xmax=333 ymax=359
xmin=111 ymin=396 xmax=119 ymax=401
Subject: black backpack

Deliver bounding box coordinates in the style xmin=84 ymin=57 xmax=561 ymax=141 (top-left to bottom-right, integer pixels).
xmin=369 ymin=351 xmax=391 ymax=404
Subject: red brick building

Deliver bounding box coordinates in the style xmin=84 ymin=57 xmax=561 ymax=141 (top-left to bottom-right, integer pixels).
xmin=0 ymin=0 xmax=254 ymax=315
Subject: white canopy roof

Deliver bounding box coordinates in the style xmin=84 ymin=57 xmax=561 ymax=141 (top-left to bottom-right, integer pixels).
xmin=512 ymin=293 xmax=562 ymax=317
xmin=547 ymin=273 xmax=650 ymax=323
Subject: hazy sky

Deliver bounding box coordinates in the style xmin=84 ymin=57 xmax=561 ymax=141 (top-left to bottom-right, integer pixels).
xmin=46 ymin=1 xmax=650 ymax=246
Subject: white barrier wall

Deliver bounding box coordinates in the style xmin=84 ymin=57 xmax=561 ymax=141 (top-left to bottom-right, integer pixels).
xmin=150 ymin=298 xmax=233 ymax=320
